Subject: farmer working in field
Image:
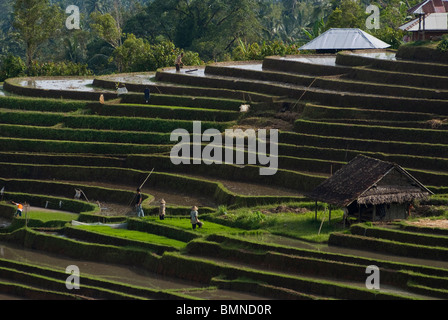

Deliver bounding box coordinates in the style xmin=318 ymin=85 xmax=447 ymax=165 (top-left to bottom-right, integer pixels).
xmin=135 ymin=188 xmax=144 ymax=218
xmin=11 ymin=201 xmax=23 ymax=217
xmin=175 ymin=53 xmax=184 ymax=72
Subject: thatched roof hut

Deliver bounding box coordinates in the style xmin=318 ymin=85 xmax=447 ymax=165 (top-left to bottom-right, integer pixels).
xmin=307 ymin=155 xmax=433 ymax=221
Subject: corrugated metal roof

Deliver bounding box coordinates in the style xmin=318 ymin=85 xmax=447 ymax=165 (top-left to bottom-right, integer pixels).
xmin=299 ymin=28 xmax=391 ymax=51
xmin=408 ymin=0 xmax=448 ymax=14
xmin=399 ymin=12 xmax=448 ymax=31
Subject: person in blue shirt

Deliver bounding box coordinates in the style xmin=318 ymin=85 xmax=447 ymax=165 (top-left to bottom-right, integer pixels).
xmin=144 ymin=87 xmax=150 ymax=103
xmin=135 ymin=188 xmax=144 ymax=218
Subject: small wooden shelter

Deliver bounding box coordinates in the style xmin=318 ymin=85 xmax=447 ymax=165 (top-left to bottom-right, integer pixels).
xmin=307 ymin=155 xmax=433 ymax=222
xmin=400 ymin=0 xmax=448 ymax=41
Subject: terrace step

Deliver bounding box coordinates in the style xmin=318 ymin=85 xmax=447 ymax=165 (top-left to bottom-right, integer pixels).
xmin=262 ymin=55 xmax=351 ymax=76
xmin=63 ymin=225 xmax=185 ymax=254
xmin=205 ymin=64 xmax=448 ymax=100
xmin=301 ymin=104 xmax=440 ymax=122
xmin=399 ymin=223 xmax=448 ymax=237
xmin=0 ymin=162 xmax=312 ymax=207
xmin=207 ymin=234 xmax=448 ymax=277
xmin=294 ymin=119 xmax=448 ymax=145
xmin=92 ymin=77 xmax=276 ymax=103
xmin=0 ymin=123 xmax=175 ymax=145
xmin=276 ymin=145 xmax=448 ymax=188
xmin=0 ymin=257 xmax=191 ymax=300
xmin=155 ymin=70 xmax=448 ymax=116
xmin=279 ymin=131 xmax=448 ymax=161
xmin=346 ymin=67 xmax=448 ymax=90
xmin=176 ymin=253 xmax=416 ymax=300
xmin=0 ymin=152 xmax=126 ymax=168
xmin=336 ymin=51 xmax=448 ymax=78
xmin=329 ymin=232 xmax=448 ymax=262
xmin=350 ymin=225 xmax=448 ymax=249
xmin=0 ymin=109 xmax=233 ymax=133
xmin=0 ymin=278 xmax=84 ymax=300
xmin=186 ymin=240 xmax=441 ymax=299
xmin=0 ymin=177 xmax=145 ymax=209
xmin=311 ymin=119 xmax=448 ymax=130
xmin=0 ymin=136 xmax=173 ymax=155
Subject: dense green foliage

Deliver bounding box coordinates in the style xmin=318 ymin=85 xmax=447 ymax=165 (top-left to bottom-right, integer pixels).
xmin=0 ymin=0 xmax=425 ymax=78
xmin=437 ymin=35 xmax=448 ymax=52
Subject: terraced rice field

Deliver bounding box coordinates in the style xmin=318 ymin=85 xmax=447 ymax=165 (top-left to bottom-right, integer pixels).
xmin=0 ymin=50 xmax=447 ymax=301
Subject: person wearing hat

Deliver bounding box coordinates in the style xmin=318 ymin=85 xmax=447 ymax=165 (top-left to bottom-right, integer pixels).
xmin=159 ymin=199 xmax=166 ymax=220
xmin=190 ymin=205 xmax=202 ymax=230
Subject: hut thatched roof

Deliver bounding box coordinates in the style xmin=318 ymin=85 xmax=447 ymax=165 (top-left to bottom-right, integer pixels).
xmin=307 ymin=155 xmax=432 ymax=207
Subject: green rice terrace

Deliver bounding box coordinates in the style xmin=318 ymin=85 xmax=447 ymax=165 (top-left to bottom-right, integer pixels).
xmin=0 ymin=49 xmax=448 ymax=300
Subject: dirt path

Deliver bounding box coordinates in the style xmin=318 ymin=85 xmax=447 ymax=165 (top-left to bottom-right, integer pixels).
xmin=406 ymin=219 xmax=448 ymax=229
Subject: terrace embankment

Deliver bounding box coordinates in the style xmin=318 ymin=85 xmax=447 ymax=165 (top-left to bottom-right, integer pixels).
xmin=0 ymin=51 xmax=447 ymax=300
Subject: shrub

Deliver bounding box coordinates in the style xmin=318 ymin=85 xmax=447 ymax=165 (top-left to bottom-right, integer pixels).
xmin=437 ymin=35 xmax=448 ymax=52
xmin=232 ymin=40 xmax=299 ymax=61
xmin=0 ymin=54 xmax=26 ymax=82
xmin=113 ymin=35 xmax=203 ymax=72
xmin=27 ymin=60 xmax=93 ymax=77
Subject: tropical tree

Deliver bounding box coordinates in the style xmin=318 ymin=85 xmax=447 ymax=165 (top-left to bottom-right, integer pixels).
xmin=123 ymin=0 xmax=263 ymax=61
xmin=112 ymin=33 xmax=202 ymax=72
xmin=112 ymin=33 xmax=150 ymax=72
xmin=302 ymin=17 xmax=326 ymax=40
xmin=90 ymin=11 xmax=122 ymax=49
xmin=325 ymin=0 xmax=367 ymax=30
xmin=12 ymin=0 xmax=64 ymax=67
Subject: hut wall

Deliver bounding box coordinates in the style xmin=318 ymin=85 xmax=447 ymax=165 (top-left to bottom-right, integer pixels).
xmin=385 ymin=203 xmax=408 ymax=221
xmin=348 ymin=202 xmax=408 ymax=221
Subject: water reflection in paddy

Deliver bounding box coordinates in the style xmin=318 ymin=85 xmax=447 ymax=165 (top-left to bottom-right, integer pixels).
xmin=17 ymin=79 xmax=100 ymax=91
xmin=279 ymin=56 xmax=338 ymax=66
xmin=350 ymin=51 xmax=397 ymax=60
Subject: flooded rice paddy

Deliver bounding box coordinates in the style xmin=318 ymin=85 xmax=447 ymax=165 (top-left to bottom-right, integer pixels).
xmin=17 ymin=79 xmax=100 ymax=92
xmin=4 ymin=50 xmax=398 ymax=93
xmin=279 ymin=56 xmax=337 ymax=66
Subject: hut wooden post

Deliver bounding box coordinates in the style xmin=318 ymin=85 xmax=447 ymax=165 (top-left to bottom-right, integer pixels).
xmin=329 ymin=206 xmax=332 ymax=223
